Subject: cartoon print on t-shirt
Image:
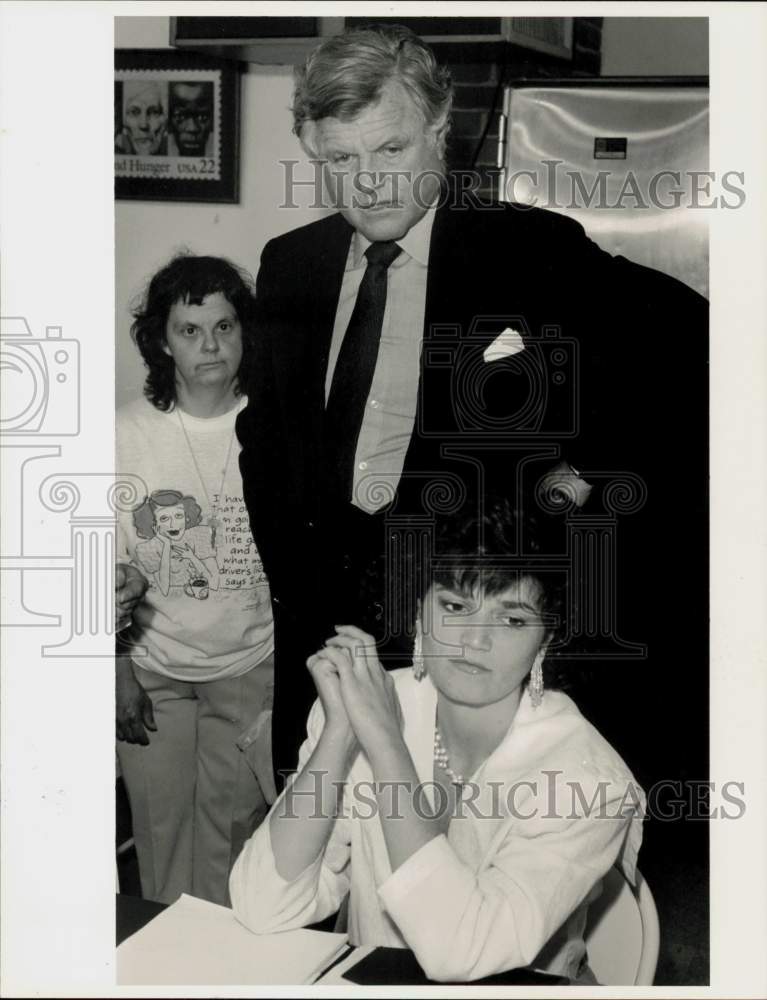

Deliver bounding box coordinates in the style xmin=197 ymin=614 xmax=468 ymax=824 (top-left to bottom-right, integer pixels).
xmin=132 ymin=489 xmax=220 ymax=598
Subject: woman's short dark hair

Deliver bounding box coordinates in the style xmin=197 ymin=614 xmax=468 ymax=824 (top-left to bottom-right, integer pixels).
xmin=354 ymin=494 xmax=575 ymax=689
xmin=425 ymin=496 xmax=566 ymax=641
xmin=423 ymin=496 xmax=572 ymax=691
xmin=130 ymin=253 xmax=258 ymax=412
xmin=292 ymin=24 xmax=453 ymax=140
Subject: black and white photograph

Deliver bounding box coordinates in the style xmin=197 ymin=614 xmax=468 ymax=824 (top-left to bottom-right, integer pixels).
xmin=1 ymin=3 xmax=766 ymax=997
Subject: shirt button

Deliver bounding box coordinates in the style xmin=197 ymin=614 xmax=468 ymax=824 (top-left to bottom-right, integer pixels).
xmin=358 ymin=461 xmax=368 ymax=471
xmin=370 ymin=399 xmax=380 ymax=409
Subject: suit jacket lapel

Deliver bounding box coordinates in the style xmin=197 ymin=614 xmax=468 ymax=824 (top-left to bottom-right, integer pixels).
xmin=309 ymin=212 xmax=355 ymax=386
xmin=296 ymin=214 xmax=353 ymax=468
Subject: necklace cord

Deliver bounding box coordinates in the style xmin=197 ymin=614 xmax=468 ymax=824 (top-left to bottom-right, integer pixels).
xmin=175 ymin=407 xmax=238 ymax=544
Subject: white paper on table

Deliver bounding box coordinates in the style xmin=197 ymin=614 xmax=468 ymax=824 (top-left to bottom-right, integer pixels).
xmin=117 ymin=893 xmax=348 ymax=985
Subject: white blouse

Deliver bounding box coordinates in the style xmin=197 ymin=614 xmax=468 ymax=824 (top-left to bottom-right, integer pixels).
xmin=230 ymin=669 xmax=644 ymax=983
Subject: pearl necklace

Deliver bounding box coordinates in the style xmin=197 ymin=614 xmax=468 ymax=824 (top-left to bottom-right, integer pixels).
xmin=433 ymin=724 xmax=465 ymax=786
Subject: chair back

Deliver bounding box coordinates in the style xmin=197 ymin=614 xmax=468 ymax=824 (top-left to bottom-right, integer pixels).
xmin=585 ymin=866 xmax=660 ymax=985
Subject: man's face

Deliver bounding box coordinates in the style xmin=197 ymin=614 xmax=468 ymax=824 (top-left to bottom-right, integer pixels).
xmin=123 ymin=82 xmax=166 ymax=156
xmin=311 ymin=79 xmax=447 ymax=242
xmin=169 ymin=83 xmax=214 ymax=156
xmin=163 ymin=292 xmax=243 ymax=401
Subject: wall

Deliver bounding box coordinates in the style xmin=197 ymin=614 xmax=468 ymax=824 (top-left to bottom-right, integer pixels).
xmin=449 ymin=18 xmax=603 ymax=197
xmin=600 ymin=17 xmax=709 ymax=76
xmin=115 ymin=17 xmax=329 ymax=406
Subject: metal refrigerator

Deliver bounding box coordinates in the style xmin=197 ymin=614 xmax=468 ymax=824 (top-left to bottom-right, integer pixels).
xmin=500 ymin=79 xmax=709 ymax=298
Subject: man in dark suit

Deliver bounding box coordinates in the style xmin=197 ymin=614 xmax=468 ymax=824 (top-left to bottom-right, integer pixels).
xmin=237 ymin=24 xmax=708 ymax=783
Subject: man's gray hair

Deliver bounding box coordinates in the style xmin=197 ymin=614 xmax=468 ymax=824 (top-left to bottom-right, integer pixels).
xmin=292 ymin=24 xmax=453 ymax=138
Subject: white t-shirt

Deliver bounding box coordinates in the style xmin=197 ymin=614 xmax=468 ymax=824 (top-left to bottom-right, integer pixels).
xmin=116 ymin=396 xmax=273 ymax=682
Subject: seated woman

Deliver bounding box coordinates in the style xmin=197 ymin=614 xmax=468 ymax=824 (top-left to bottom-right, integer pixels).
xmin=229 ymin=499 xmax=644 ymax=982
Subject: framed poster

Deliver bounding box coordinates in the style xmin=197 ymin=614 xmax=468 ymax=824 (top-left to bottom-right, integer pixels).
xmin=115 ymin=50 xmax=240 ymax=203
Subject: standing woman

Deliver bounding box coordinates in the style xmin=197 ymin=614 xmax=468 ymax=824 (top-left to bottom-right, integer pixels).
xmin=230 ymin=499 xmax=644 ymax=982
xmin=116 ymin=255 xmax=275 ymax=906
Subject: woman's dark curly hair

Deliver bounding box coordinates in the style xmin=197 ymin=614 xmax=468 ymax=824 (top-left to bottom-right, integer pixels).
xmin=130 ymin=253 xmax=258 ymax=411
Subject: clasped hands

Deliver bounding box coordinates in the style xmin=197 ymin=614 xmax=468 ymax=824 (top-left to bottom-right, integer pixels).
xmin=307 ymin=625 xmax=404 ymax=762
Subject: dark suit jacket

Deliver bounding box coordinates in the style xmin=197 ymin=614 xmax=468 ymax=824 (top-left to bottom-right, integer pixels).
xmin=237 ymin=201 xmax=708 ymax=778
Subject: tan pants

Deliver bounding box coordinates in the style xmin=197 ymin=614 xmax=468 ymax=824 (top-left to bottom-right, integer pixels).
xmin=117 ymin=657 xmax=273 ymax=906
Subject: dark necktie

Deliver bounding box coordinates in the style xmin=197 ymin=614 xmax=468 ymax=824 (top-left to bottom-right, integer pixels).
xmin=324 ymin=240 xmax=401 ymax=502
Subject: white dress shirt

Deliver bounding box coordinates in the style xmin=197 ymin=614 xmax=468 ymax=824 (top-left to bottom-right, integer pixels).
xmin=324 ymin=207 xmax=436 ymax=513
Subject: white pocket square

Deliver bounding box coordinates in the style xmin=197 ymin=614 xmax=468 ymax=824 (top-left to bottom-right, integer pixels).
xmin=483 ymin=327 xmax=526 ymax=363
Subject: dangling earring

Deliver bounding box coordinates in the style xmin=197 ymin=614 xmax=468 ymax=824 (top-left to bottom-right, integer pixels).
xmin=529 ymin=652 xmax=544 ymax=708
xmin=413 ymin=617 xmax=425 ymax=681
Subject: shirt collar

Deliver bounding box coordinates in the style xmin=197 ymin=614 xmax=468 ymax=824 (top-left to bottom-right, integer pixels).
xmin=350 ymin=204 xmax=437 ymax=270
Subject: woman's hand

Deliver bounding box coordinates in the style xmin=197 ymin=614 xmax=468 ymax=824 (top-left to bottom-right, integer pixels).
xmin=116 ymin=657 xmax=156 ymax=745
xmin=324 ymin=628 xmax=440 ymax=876
xmin=307 ymin=650 xmax=356 ymax=752
xmin=322 ymin=625 xmax=404 ymax=763
xmin=171 ymin=540 xmax=202 ymax=568
xmin=115 ymin=563 xmax=148 ymax=632
xmin=268 ymin=649 xmax=359 ymax=884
